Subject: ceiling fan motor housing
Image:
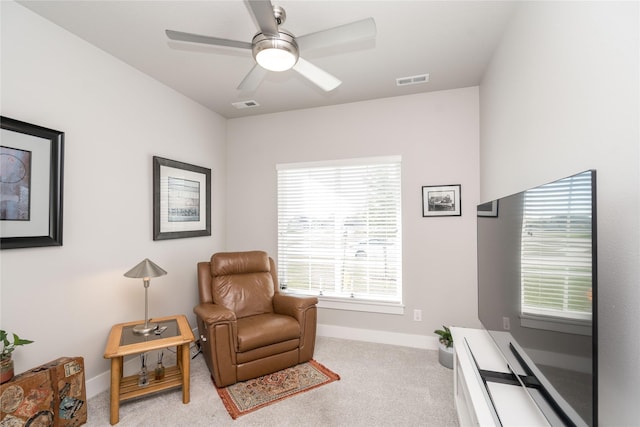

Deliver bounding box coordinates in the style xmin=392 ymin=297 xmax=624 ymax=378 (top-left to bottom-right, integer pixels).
xmin=273 ymin=5 xmax=286 ymax=25
xmin=252 ymin=29 xmax=299 ymax=71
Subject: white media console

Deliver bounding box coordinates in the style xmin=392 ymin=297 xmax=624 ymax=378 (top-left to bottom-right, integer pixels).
xmin=451 ymin=327 xmax=550 ymax=426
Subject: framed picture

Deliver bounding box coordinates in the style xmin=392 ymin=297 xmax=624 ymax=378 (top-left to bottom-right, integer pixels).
xmin=477 ymin=200 xmax=499 ymax=217
xmin=153 ymin=156 xmax=211 ymax=240
xmin=422 ymin=184 xmax=461 ymax=217
xmin=1 ymin=116 xmax=64 ymax=249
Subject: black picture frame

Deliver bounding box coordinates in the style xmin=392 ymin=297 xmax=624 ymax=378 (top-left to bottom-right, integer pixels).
xmin=1 ymin=116 xmax=64 ymax=249
xmin=422 ymin=184 xmax=461 ymax=217
xmin=153 ymin=156 xmax=211 ymax=240
xmin=477 ymin=200 xmax=499 ymax=217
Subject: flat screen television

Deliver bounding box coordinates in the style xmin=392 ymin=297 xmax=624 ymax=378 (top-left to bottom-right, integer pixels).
xmin=477 ymin=170 xmax=597 ymax=427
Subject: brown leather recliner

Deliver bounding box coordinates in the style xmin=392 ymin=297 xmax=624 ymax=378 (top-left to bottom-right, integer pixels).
xmin=194 ymin=250 xmax=318 ymax=387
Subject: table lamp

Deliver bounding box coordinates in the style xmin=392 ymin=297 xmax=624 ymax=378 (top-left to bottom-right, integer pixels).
xmin=124 ymin=258 xmax=167 ymax=335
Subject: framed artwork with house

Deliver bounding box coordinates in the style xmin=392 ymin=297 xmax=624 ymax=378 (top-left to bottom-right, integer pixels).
xmin=422 ymin=184 xmax=461 ymax=217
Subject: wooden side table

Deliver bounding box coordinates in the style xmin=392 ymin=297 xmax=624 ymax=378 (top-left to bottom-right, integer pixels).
xmin=103 ymin=314 xmax=195 ymax=425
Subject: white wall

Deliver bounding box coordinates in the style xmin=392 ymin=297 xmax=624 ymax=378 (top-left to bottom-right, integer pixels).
xmin=0 ymin=1 xmax=227 ymax=395
xmin=480 ymin=1 xmax=639 ymax=424
xmin=227 ymin=88 xmax=482 ymax=343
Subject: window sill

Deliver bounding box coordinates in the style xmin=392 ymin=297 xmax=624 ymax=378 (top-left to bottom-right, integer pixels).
xmin=281 ymin=290 xmax=404 ymax=314
xmin=317 ymin=296 xmax=404 ymax=315
xmin=520 ymin=314 xmax=592 ymax=336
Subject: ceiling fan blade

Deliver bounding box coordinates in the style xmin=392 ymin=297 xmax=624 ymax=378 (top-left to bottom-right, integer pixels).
xmin=246 ymin=0 xmax=279 ymax=37
xmin=237 ymin=64 xmax=269 ymax=92
xmin=297 ymin=17 xmax=376 ymax=52
xmin=293 ymin=57 xmax=342 ymax=92
xmin=166 ymin=29 xmax=251 ymax=50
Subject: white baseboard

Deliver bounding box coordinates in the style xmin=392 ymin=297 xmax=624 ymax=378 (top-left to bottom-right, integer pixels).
xmin=317 ymin=324 xmax=439 ymax=350
xmin=86 ymin=355 xmax=139 ymax=400
xmin=86 ymin=324 xmax=437 ymax=399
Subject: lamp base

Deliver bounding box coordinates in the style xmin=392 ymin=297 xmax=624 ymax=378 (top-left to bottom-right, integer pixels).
xmin=132 ymin=322 xmax=158 ymax=336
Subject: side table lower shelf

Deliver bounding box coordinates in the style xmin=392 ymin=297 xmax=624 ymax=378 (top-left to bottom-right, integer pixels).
xmin=119 ymin=365 xmax=183 ymax=402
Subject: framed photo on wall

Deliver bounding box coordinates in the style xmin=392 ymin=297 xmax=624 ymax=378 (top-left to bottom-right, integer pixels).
xmin=422 ymin=184 xmax=461 ymax=217
xmin=153 ymin=156 xmax=211 ymax=240
xmin=477 ymin=200 xmax=499 ymax=217
xmin=1 ymin=116 xmax=64 ymax=249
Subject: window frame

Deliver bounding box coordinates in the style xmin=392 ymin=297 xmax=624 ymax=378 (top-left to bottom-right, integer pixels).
xmin=276 ymin=156 xmax=403 ymax=314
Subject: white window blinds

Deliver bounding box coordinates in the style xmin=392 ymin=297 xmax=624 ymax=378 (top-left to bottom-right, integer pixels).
xmin=277 ymin=156 xmax=402 ymax=303
xmin=520 ymin=171 xmax=593 ymax=321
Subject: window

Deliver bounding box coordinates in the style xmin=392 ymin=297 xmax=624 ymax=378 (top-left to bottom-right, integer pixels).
xmin=520 ymin=172 xmax=593 ymax=325
xmin=277 ymin=156 xmax=402 ymax=311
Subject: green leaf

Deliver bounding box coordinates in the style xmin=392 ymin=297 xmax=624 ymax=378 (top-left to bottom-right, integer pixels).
xmin=434 ymin=325 xmax=453 ymax=347
xmin=12 ymin=334 xmax=34 ymax=346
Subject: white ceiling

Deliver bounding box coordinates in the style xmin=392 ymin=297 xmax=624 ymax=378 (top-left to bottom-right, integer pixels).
xmin=19 ymin=1 xmax=517 ymax=119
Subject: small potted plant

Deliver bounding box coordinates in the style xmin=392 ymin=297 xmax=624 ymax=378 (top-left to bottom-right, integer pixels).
xmin=1 ymin=329 xmax=34 ymax=384
xmin=434 ymin=325 xmax=454 ymax=369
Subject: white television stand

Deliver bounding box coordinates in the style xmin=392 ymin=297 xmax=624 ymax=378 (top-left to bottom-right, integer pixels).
xmin=450 ymin=327 xmax=550 ymax=426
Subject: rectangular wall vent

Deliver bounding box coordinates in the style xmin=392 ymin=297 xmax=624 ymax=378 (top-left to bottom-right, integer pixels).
xmin=232 ymin=100 xmax=260 ymax=109
xmin=396 ymin=74 xmax=430 ymax=87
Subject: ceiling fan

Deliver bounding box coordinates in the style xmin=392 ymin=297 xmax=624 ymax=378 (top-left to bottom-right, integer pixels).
xmin=165 ymin=0 xmax=376 ymax=92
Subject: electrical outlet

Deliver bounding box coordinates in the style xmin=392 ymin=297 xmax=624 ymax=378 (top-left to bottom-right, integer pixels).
xmin=413 ymin=309 xmax=422 ymax=322
xmin=503 ymin=316 xmax=511 ymax=330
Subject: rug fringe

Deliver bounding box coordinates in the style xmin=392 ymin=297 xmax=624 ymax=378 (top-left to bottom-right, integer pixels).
xmin=216 ymin=385 xmax=241 ymax=420
xmin=308 ymin=359 xmax=341 ymax=381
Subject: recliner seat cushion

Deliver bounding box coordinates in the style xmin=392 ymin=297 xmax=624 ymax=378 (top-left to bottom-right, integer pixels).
xmin=236 ymin=313 xmax=300 ymax=352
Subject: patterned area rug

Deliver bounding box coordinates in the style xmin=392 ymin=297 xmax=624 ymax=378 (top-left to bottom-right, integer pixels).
xmin=216 ymin=360 xmax=340 ymax=419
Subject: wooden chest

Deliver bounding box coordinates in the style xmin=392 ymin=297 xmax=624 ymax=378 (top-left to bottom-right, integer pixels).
xmin=0 ymin=356 xmax=87 ymax=426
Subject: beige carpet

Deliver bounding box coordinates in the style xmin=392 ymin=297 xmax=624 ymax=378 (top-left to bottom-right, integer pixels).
xmin=87 ymin=337 xmax=459 ymax=426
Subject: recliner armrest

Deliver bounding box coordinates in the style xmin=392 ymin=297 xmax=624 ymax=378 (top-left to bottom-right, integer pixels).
xmin=273 ymin=293 xmax=318 ymax=321
xmin=194 ymin=303 xmax=237 ymax=325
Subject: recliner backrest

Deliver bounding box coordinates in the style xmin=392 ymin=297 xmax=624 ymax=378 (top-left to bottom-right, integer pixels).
xmin=210 ymin=251 xmax=275 ymax=318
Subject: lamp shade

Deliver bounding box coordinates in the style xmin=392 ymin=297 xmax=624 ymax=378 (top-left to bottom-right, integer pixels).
xmin=124 ymin=258 xmax=167 ymax=279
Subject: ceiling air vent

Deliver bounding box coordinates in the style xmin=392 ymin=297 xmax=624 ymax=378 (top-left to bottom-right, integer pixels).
xmin=396 ymin=74 xmax=429 ymax=87
xmin=232 ymin=100 xmax=260 ymax=109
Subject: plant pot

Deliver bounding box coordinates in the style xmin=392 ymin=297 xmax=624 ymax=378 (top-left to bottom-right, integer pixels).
xmin=438 ymin=344 xmax=454 ymax=369
xmin=1 ymin=357 xmax=14 ymax=384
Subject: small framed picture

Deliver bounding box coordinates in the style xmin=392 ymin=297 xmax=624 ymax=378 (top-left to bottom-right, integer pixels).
xmin=477 ymin=200 xmax=499 ymax=217
xmin=422 ymin=184 xmax=461 ymax=217
xmin=153 ymin=156 xmax=211 ymax=240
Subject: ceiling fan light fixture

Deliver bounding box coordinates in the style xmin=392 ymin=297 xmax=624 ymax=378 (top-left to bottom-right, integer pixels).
xmin=252 ymin=31 xmax=299 ymax=72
